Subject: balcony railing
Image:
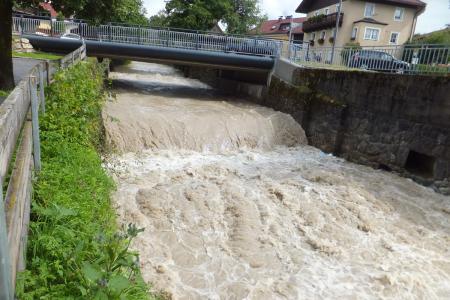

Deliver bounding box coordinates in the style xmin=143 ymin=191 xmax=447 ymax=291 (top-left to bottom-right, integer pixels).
xmin=303 ymin=13 xmax=344 ymax=33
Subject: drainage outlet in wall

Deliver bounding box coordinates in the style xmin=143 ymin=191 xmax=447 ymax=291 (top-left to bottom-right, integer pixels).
xmin=405 ymin=150 xmax=436 ymax=179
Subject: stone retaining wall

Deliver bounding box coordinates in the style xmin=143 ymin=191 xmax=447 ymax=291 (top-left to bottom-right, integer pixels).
xmin=258 ymin=66 xmax=450 ymax=194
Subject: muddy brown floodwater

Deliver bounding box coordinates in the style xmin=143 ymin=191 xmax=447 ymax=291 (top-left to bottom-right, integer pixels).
xmin=103 ymin=62 xmax=450 ymax=300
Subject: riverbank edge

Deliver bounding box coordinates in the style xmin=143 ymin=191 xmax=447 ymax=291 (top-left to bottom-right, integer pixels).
xmin=15 ymin=60 xmax=161 ymax=299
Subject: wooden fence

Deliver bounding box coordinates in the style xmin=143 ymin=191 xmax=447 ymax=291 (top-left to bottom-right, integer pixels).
xmin=0 ymin=43 xmax=86 ymax=300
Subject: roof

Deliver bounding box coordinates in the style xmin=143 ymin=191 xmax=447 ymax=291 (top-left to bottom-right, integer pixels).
xmin=40 ymin=2 xmax=58 ymax=18
xmin=253 ymin=17 xmax=307 ymax=35
xmin=354 ymin=18 xmax=388 ymax=25
xmin=296 ymin=0 xmax=426 ymax=13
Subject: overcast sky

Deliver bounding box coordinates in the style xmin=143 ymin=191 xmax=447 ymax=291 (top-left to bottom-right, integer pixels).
xmin=143 ymin=0 xmax=449 ymax=34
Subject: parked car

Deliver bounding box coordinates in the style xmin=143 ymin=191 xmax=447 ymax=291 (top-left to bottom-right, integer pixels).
xmin=349 ymin=50 xmax=410 ymax=74
xmin=225 ymin=40 xmax=279 ymax=57
xmin=60 ymin=33 xmax=82 ymax=40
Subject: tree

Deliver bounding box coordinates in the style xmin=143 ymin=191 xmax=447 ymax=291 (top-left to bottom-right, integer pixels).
xmin=0 ymin=0 xmax=14 ymax=90
xmin=49 ymin=0 xmax=148 ymax=25
xmin=149 ymin=11 xmax=169 ymax=27
xmin=224 ymin=0 xmax=266 ymax=34
xmin=162 ymin=0 xmax=231 ymax=31
xmin=154 ymin=0 xmax=265 ymax=33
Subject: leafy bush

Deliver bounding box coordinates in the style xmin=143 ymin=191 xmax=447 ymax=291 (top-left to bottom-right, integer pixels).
xmin=341 ymin=42 xmax=362 ymax=66
xmin=16 ymin=61 xmax=158 ymax=299
xmin=411 ymin=28 xmax=450 ymax=45
xmin=306 ymin=14 xmax=326 ymax=24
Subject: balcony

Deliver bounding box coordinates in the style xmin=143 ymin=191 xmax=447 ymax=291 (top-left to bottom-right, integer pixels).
xmin=303 ymin=12 xmax=344 ymax=33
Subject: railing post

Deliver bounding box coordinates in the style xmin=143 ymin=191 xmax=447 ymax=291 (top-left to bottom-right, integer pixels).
xmin=20 ymin=16 xmax=23 ymax=35
xmin=166 ymin=28 xmax=170 ymax=47
xmin=30 ymin=77 xmax=41 ymax=172
xmin=195 ymin=31 xmax=199 ymax=50
xmin=39 ymin=65 xmax=46 ymax=114
xmin=108 ymin=23 xmax=112 ymax=42
xmin=0 ymin=182 xmax=13 ymax=300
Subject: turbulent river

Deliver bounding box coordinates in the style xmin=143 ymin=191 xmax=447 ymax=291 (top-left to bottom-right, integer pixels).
xmin=103 ymin=62 xmax=450 ymax=300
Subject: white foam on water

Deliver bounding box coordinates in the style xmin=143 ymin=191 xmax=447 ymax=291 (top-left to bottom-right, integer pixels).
xmin=103 ymin=62 xmax=450 ymax=299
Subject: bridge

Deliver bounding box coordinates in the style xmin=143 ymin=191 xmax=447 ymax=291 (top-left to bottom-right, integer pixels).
xmin=13 ymin=17 xmax=284 ymax=72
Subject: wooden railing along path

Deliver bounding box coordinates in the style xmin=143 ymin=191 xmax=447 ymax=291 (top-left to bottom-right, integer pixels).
xmin=0 ymin=43 xmax=86 ymax=300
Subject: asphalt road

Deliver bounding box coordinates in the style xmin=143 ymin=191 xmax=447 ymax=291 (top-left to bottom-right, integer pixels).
xmin=13 ymin=57 xmax=41 ymax=84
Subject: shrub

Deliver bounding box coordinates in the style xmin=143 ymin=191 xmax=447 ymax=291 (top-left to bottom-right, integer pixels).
xmin=16 ymin=61 xmax=158 ymax=299
xmin=341 ymin=42 xmax=362 ymax=66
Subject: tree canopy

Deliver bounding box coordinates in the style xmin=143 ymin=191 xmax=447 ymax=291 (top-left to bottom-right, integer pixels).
xmin=16 ymin=0 xmax=148 ymax=25
xmin=149 ymin=0 xmax=266 ymax=34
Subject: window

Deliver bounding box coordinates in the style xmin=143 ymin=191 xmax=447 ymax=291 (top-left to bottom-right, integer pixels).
xmin=320 ymin=31 xmax=326 ymax=39
xmin=311 ymin=32 xmax=316 ymax=40
xmin=314 ymin=11 xmax=320 ymax=16
xmin=364 ymin=27 xmax=380 ymax=40
xmin=394 ymin=7 xmax=404 ymax=21
xmin=325 ymin=8 xmax=329 ymax=15
xmin=364 ymin=3 xmax=375 ymax=17
xmin=279 ymin=23 xmax=291 ymax=31
xmin=351 ymin=27 xmax=358 ymax=40
xmin=390 ymin=32 xmax=399 ymax=44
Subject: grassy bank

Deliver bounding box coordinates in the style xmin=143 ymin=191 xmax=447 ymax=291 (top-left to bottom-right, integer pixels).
xmin=12 ymin=51 xmax=62 ymax=60
xmin=16 ymin=61 xmax=157 ymax=299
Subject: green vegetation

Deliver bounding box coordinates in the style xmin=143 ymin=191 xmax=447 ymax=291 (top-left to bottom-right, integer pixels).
xmin=16 ymin=61 xmax=158 ymax=299
xmin=149 ymin=0 xmax=266 ymax=34
xmin=0 ymin=89 xmax=11 ymax=97
xmin=12 ymin=51 xmax=62 ymax=60
xmin=341 ymin=42 xmax=362 ymax=66
xmin=411 ymin=28 xmax=450 ymax=45
xmin=15 ymin=0 xmax=148 ymax=25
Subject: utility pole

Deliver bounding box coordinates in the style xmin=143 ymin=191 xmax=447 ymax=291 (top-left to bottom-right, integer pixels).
xmin=330 ymin=0 xmax=343 ymax=64
xmin=288 ymin=16 xmax=294 ymax=59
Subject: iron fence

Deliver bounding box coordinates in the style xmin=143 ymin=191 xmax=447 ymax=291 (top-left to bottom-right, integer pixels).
xmin=12 ymin=17 xmax=283 ymax=57
xmin=286 ymin=42 xmax=450 ymax=75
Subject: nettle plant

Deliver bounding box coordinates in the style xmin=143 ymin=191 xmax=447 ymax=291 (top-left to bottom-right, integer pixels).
xmin=80 ymin=224 xmax=146 ymax=299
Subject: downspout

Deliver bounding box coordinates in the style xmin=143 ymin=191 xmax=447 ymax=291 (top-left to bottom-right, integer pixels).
xmin=409 ymin=5 xmax=425 ymax=42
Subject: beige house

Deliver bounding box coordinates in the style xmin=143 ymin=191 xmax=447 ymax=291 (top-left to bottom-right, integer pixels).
xmin=296 ymin=0 xmax=426 ymax=48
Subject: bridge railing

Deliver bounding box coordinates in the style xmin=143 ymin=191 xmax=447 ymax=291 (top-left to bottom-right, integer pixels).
xmin=13 ymin=17 xmax=283 ymax=57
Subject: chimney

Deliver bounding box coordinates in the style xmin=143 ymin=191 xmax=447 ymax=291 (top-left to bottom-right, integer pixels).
xmin=278 ymin=16 xmax=283 ymax=21
xmin=286 ymin=15 xmax=292 ymax=19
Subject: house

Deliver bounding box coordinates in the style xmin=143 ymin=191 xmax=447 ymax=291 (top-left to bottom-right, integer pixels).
xmin=13 ymin=2 xmax=58 ymax=19
xmin=296 ymin=0 xmax=426 ymax=48
xmin=250 ymin=16 xmax=307 ymax=43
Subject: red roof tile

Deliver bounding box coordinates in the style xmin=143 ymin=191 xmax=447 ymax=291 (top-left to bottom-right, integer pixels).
xmin=40 ymin=2 xmax=58 ymax=18
xmin=256 ymin=17 xmax=307 ymax=35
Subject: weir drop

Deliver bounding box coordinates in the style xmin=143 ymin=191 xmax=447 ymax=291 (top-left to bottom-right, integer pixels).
xmin=103 ymin=62 xmax=450 ymax=299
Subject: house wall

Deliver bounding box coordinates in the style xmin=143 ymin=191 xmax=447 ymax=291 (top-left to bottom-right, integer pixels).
xmin=304 ymin=0 xmax=419 ymax=48
xmin=260 ymin=34 xmax=289 ymax=41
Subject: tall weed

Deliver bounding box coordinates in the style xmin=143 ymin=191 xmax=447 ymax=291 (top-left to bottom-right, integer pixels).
xmin=16 ymin=61 xmax=156 ymax=299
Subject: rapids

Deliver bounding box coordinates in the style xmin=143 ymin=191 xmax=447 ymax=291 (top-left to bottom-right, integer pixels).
xmin=103 ymin=62 xmax=450 ymax=299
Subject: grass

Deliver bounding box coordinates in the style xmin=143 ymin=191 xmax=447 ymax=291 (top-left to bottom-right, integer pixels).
xmin=13 ymin=51 xmax=62 ymax=60
xmin=0 ymin=90 xmax=11 ymax=97
xmin=15 ymin=61 xmax=160 ymax=299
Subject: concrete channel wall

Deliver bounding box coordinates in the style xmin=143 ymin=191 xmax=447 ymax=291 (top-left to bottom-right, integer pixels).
xmin=263 ymin=59 xmax=450 ymax=194
xmin=182 ymin=58 xmax=450 ymax=194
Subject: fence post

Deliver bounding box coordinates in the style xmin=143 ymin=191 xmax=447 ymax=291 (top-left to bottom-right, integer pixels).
xmin=195 ymin=31 xmax=199 ymax=50
xmin=39 ymin=65 xmax=46 ymax=114
xmin=30 ymin=77 xmax=41 ymax=172
xmin=20 ymin=16 xmax=23 ymax=35
xmin=0 ymin=182 xmax=13 ymax=300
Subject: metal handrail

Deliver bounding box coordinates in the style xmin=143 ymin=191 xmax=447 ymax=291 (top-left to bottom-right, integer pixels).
xmin=285 ymin=42 xmax=450 ymax=75
xmin=12 ymin=17 xmax=283 ymax=57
